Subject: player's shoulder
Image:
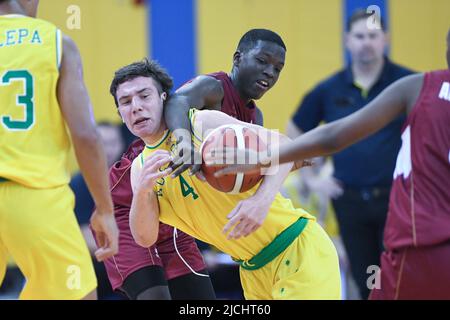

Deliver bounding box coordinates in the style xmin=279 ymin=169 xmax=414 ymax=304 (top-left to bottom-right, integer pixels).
xmin=190 ymin=74 xmax=223 ymax=90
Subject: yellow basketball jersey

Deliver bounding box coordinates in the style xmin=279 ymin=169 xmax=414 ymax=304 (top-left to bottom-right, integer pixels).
xmin=0 ymin=14 xmax=69 ymax=188
xmin=137 ymin=129 xmax=315 ymax=262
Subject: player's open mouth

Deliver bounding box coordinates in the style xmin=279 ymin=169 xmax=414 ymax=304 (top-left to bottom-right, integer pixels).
xmin=256 ymin=80 xmax=270 ymax=90
xmin=134 ymin=117 xmax=150 ymax=126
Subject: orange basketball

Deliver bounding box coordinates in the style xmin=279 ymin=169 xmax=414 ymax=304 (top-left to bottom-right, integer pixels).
xmin=200 ymin=125 xmax=266 ymax=193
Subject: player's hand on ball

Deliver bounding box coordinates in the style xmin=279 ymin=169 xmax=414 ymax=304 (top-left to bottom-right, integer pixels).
xmin=204 ymin=147 xmax=268 ymax=176
xmin=170 ymin=137 xmax=202 ymax=178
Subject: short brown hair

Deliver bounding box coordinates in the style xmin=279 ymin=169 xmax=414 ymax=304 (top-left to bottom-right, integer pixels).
xmin=110 ymin=58 xmax=173 ymax=107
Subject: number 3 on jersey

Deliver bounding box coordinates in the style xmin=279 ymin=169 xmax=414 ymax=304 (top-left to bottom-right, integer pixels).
xmin=1 ymin=70 xmax=35 ymax=131
xmin=179 ymin=175 xmax=199 ymax=200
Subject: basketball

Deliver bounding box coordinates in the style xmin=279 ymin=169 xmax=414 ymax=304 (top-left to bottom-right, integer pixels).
xmin=200 ymin=125 xmax=266 ymax=193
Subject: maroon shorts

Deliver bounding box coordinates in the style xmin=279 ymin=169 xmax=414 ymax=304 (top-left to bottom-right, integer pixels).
xmin=102 ymin=217 xmax=206 ymax=291
xmin=370 ymin=241 xmax=450 ymax=300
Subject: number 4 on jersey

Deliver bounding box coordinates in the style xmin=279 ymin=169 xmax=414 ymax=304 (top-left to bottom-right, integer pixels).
xmin=179 ymin=175 xmax=199 ymax=200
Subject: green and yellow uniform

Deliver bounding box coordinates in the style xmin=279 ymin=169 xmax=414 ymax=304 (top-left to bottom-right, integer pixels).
xmin=0 ymin=15 xmax=96 ymax=299
xmin=135 ymin=110 xmax=341 ymax=299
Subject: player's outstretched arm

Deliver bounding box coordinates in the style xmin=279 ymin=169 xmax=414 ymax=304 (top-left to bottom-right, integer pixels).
xmin=276 ymin=74 xmax=423 ymax=165
xmin=129 ymin=151 xmax=173 ymax=247
xmin=211 ymin=74 xmax=423 ymax=176
xmin=57 ymin=34 xmax=118 ymax=261
xmin=165 ymin=76 xmax=224 ymax=177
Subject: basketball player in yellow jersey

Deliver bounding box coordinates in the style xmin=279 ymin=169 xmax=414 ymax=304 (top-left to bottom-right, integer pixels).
xmin=110 ymin=59 xmax=341 ymax=299
xmin=0 ymin=0 xmax=118 ymax=299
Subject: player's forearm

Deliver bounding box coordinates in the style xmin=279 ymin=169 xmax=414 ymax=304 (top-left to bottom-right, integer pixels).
xmin=130 ymin=188 xmax=160 ymax=247
xmin=71 ymin=130 xmax=113 ymax=214
xmin=276 ymin=120 xmax=349 ymax=165
xmin=255 ymin=162 xmax=293 ymax=202
xmin=164 ymin=95 xmax=192 ymax=141
xmin=254 ymin=135 xmax=293 ymax=201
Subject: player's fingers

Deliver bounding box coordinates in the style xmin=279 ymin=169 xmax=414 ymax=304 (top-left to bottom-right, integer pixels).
xmin=169 ymin=153 xmax=194 ymax=172
xmin=171 ymin=163 xmax=191 ymax=178
xmin=145 ymin=150 xmax=171 ymax=162
xmin=147 ymin=157 xmax=173 ymax=172
xmin=144 ymin=153 xmax=172 ymax=169
xmin=189 ymin=164 xmax=202 ymax=176
xmin=195 ymin=170 xmax=206 ymax=182
xmin=302 ymin=159 xmax=314 ymax=167
xmin=95 ymin=246 xmax=116 ymax=262
xmin=227 ymin=203 xmax=241 ymax=219
xmin=153 ymin=167 xmax=173 ymax=179
xmin=143 ymin=159 xmax=172 ymax=182
xmin=241 ymin=223 xmax=260 ymax=238
xmin=214 ymin=166 xmax=235 ymax=177
xmin=228 ymin=221 xmax=250 ymax=240
xmin=223 ymin=213 xmax=242 ymax=234
xmin=169 ymin=156 xmax=184 ymax=170
xmin=214 ymin=165 xmax=251 ymax=177
xmin=204 ymin=149 xmax=236 ymax=166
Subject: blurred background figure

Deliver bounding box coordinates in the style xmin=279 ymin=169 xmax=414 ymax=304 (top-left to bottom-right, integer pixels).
xmin=70 ymin=122 xmax=125 ymax=300
xmin=286 ymin=9 xmax=414 ymax=299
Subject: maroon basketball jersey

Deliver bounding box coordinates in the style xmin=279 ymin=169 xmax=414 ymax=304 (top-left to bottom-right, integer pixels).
xmin=208 ymin=71 xmax=257 ymax=124
xmin=385 ymin=70 xmax=450 ymax=250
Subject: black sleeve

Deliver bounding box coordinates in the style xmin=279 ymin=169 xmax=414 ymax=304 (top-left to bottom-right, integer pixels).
xmin=291 ymin=84 xmax=325 ymax=132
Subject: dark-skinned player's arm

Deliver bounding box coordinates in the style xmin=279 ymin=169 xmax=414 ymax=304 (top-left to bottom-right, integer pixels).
xmin=276 ymin=74 xmax=422 ymax=164
xmin=57 ymin=35 xmax=119 ymax=261
xmin=164 ymin=76 xmax=224 ymax=178
xmin=211 ymin=74 xmax=423 ymax=176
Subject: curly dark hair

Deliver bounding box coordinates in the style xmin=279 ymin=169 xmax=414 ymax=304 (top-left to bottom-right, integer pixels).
xmin=110 ymin=58 xmax=173 ymax=107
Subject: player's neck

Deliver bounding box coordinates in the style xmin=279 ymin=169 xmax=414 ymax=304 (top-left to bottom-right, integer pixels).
xmin=229 ymin=70 xmax=252 ymax=103
xmin=352 ymin=58 xmax=384 ymax=90
xmin=142 ymin=124 xmax=168 ymax=147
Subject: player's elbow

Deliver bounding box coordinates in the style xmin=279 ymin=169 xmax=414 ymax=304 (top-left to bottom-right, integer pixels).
xmin=132 ymin=228 xmax=157 ymax=248
xmin=130 ymin=216 xmax=158 ymax=248
xmin=71 ymin=126 xmax=100 ymax=147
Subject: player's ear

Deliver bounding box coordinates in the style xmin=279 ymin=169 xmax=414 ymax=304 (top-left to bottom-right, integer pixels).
xmin=233 ymin=51 xmax=242 ymax=67
xmin=160 ymin=92 xmax=167 ymax=101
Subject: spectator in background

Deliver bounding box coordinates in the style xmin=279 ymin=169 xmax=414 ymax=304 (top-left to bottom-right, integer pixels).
xmin=70 ymin=122 xmax=125 ymax=300
xmin=286 ymin=9 xmax=414 ymax=299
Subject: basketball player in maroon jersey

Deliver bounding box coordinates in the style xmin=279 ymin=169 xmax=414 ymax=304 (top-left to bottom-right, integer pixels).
xmin=102 ymin=29 xmax=289 ymax=299
xmin=210 ymin=29 xmax=450 ymax=299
